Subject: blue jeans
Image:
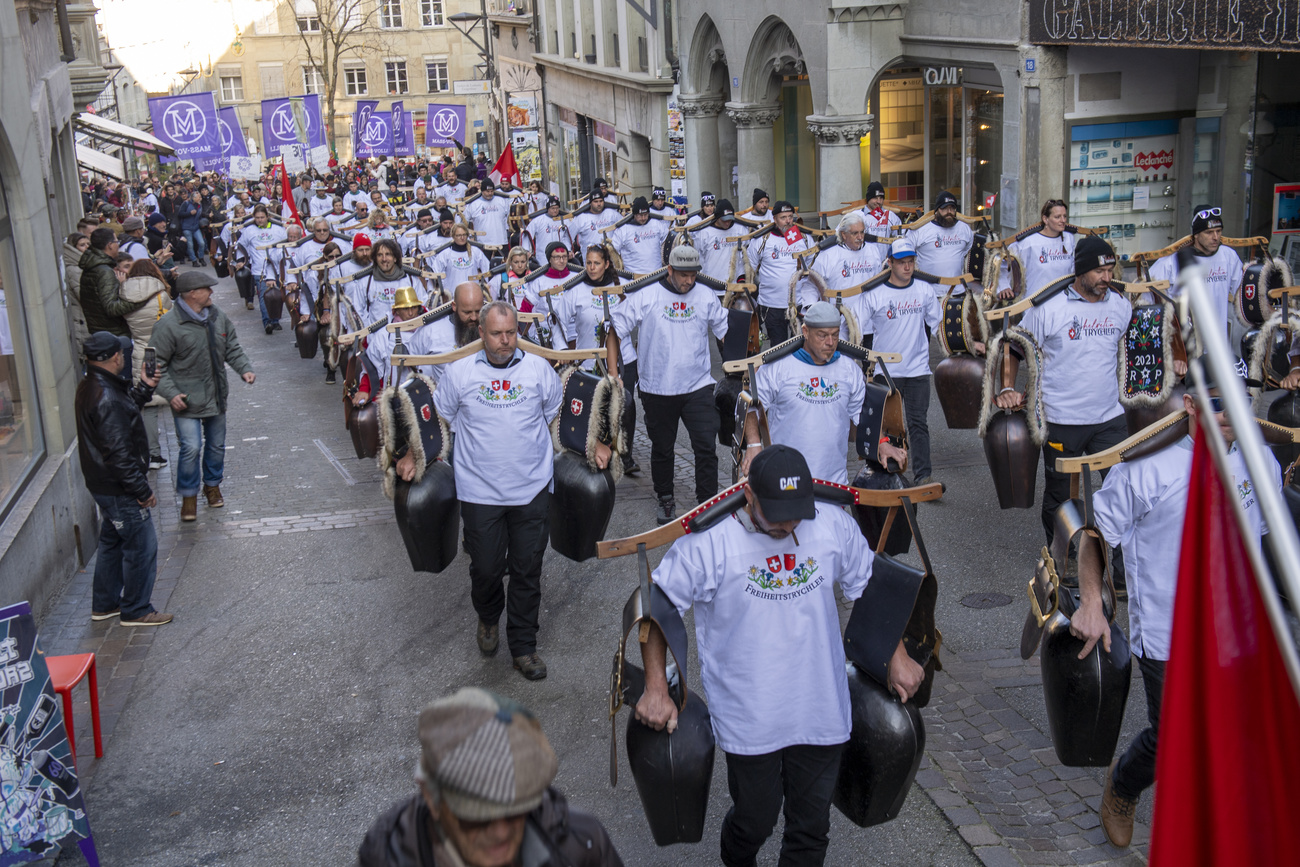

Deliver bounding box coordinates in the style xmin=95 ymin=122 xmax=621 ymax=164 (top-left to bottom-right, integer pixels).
xmin=90 ymin=493 xmax=158 ymax=620
xmin=174 ymin=414 xmax=227 ymax=496
xmin=255 ymin=277 xmax=275 ymax=328
xmin=182 ymin=228 xmax=205 ymax=263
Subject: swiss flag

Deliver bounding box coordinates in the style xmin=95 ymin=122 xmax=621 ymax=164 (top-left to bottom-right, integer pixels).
xmin=784 ymin=225 xmax=804 ymax=244
xmin=489 ymin=144 xmax=522 ymax=189
xmin=1149 ymin=429 xmax=1300 ymax=865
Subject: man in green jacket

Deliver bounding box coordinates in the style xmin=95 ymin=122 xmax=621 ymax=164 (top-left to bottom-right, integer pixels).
xmin=148 ymin=271 xmax=255 ymax=522
xmin=79 ymin=227 xmax=144 ymax=336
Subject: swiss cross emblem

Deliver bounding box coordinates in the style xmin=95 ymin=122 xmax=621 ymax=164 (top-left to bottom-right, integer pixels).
xmin=810 ymin=377 xmax=820 ymax=388
xmin=491 ymin=379 xmax=511 ymax=391
xmin=1245 ymin=283 xmax=1256 ymax=300
xmin=766 ymin=554 xmax=797 ymax=573
xmin=420 ymin=404 xmax=432 ymax=422
xmin=570 ymin=398 xmax=584 ymax=416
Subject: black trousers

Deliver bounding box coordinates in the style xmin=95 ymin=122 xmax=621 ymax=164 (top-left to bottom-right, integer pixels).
xmin=460 ymin=487 xmax=549 ymax=657
xmin=1112 ymin=655 xmax=1165 ymax=800
xmin=640 ymin=386 xmax=719 ymax=504
xmin=760 ymin=304 xmax=791 ymax=346
xmin=621 ymin=359 xmax=638 ymax=459
xmin=1041 ymin=416 xmax=1129 ymax=544
xmin=721 ymin=743 xmax=846 ymax=867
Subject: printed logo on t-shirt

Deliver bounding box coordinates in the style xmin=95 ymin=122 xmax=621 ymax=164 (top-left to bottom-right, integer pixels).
xmin=1238 ymin=477 xmax=1256 ymax=510
xmin=745 ymin=554 xmax=823 ymax=598
xmin=1066 ymin=315 xmax=1123 ymax=341
xmin=1039 ymin=246 xmax=1071 ymax=264
xmin=933 ymin=234 xmax=966 ymax=248
xmin=885 ymin=299 xmax=925 ymax=320
xmin=662 ymin=301 xmax=695 ymax=320
xmin=797 ymin=376 xmax=840 ymax=401
xmin=476 ymin=378 xmax=525 ymax=405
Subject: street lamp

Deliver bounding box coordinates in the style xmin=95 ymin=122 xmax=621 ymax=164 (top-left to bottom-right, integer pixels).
xmin=449 ymin=4 xmax=500 ymax=152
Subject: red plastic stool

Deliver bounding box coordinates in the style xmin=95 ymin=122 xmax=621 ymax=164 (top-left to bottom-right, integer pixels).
xmin=47 ymin=653 xmax=103 ymax=761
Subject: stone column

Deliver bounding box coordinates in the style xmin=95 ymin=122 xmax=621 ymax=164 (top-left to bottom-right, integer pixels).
xmin=678 ymin=93 xmax=725 ymax=203
xmin=725 ymin=102 xmax=781 ymax=209
xmin=805 ymin=114 xmax=874 ymax=217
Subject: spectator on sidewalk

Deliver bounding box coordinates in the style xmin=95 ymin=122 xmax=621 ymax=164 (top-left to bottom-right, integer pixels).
xmin=149 ymin=271 xmax=255 ymax=523
xmin=75 ymin=332 xmax=172 ymax=627
xmin=79 ymin=227 xmax=145 ymax=337
xmin=357 ymin=687 xmax=623 ymax=867
xmin=121 ymin=259 xmax=174 ymax=469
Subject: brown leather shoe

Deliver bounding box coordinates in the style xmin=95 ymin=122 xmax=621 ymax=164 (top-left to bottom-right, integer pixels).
xmin=1100 ymin=757 xmax=1137 ymax=847
xmin=512 ymin=653 xmax=547 ymax=680
xmin=181 ymin=496 xmax=197 ymax=522
xmin=476 ymin=621 xmax=499 ymax=656
xmin=203 ymin=484 xmax=224 ymax=507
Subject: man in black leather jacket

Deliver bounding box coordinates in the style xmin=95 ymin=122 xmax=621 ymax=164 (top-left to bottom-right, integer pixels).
xmin=357 ymin=688 xmax=622 ymax=867
xmin=75 ymin=332 xmax=173 ymax=627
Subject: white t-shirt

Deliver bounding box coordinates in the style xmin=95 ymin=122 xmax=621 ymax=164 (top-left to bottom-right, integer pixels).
xmin=813 ymin=242 xmax=886 ymax=295
xmin=909 ymin=220 xmax=974 ymax=282
xmin=1019 ymin=285 xmax=1131 ymax=425
xmin=122 ymin=237 xmax=151 ymax=262
xmin=610 ymin=280 xmax=729 ymax=395
xmin=693 ymin=224 xmax=747 ymax=288
xmin=1000 ymin=230 xmax=1076 ymax=297
xmin=610 ymin=220 xmax=670 ymax=275
xmin=343 ymin=191 xmax=368 ymax=212
xmin=431 ymin=244 xmax=489 ymax=294
xmin=364 ymin=319 xmax=442 ymax=386
xmin=570 ymin=208 xmax=621 ymax=254
xmin=464 ymin=196 xmax=512 ymax=248
xmin=524 ymin=214 xmax=572 ymax=257
xmin=308 ymin=195 xmax=333 ymax=218
xmin=1093 ymin=439 xmax=1277 ymax=660
xmin=1148 ymin=245 xmax=1243 ymax=344
xmin=405 ymin=198 xmax=435 ymax=222
xmin=755 ymin=352 xmax=866 ymax=484
xmin=550 ymin=280 xmax=637 ymax=367
xmin=653 ymin=505 xmax=875 ymax=755
xmin=240 ymin=223 xmax=287 ymax=279
xmin=421 ymin=314 xmax=466 ymax=383
xmin=435 ymin=182 xmax=468 ymax=206
xmin=856 ymin=277 xmax=942 ymax=378
xmin=433 ymin=349 xmax=562 ymax=506
xmin=859 ymin=206 xmax=902 ymax=240
xmin=521 ymin=272 xmax=571 ymax=348
xmin=747 ymin=227 xmax=818 ymax=309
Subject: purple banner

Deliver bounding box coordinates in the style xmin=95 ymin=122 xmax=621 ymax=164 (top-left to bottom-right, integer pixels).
xmin=195 ymin=106 xmax=250 ymax=172
xmin=355 ymin=111 xmax=393 ymax=159
xmin=424 ymin=103 xmax=466 ymax=148
xmin=353 ymin=99 xmax=379 ymax=156
xmin=391 ymin=101 xmax=415 ymax=157
xmin=261 ymin=94 xmax=325 ymax=156
xmin=149 ymin=92 xmax=222 ymax=164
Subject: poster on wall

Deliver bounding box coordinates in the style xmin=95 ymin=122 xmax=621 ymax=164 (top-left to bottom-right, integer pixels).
xmin=511 ymin=130 xmax=542 ymax=183
xmin=507 ymin=95 xmax=536 ymax=129
xmin=0 ymin=602 xmax=98 ymax=865
xmin=1271 ymin=183 xmax=1300 ymax=271
xmin=667 ymin=87 xmax=687 ymax=206
xmin=1068 ymin=119 xmax=1178 ymax=260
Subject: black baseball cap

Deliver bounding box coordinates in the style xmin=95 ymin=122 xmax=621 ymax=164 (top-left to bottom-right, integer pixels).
xmin=935 ymin=190 xmax=958 ymax=209
xmin=83 ymin=331 xmax=131 ymax=362
xmin=772 ymin=200 xmax=795 ymax=216
xmin=748 ymin=445 xmax=816 ymax=523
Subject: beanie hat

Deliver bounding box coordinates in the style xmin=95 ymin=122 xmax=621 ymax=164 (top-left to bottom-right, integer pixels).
xmin=1191 ymin=205 xmax=1223 ymax=236
xmin=1074 ymin=235 xmax=1116 ymax=277
xmin=752 ymin=188 xmax=769 ymax=207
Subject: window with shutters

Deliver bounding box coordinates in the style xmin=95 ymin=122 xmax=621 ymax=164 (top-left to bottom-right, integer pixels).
xmin=425 ymin=61 xmax=448 ymax=93
xmin=420 ymin=0 xmax=443 ymax=26
xmin=344 ymin=64 xmax=368 ymax=96
xmin=259 ymin=63 xmax=286 ymax=99
xmin=380 ymin=0 xmax=403 ymax=28
xmin=219 ymin=74 xmax=244 ymax=102
xmin=385 ymin=61 xmax=408 ymax=94
xmin=295 ymin=0 xmax=320 ymax=31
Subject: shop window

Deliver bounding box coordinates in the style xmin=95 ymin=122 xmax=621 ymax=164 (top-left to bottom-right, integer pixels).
xmin=0 ymin=174 xmax=45 ymax=523
xmin=1069 ymin=119 xmax=1180 ymax=261
xmin=874 ymin=75 xmax=925 ymax=208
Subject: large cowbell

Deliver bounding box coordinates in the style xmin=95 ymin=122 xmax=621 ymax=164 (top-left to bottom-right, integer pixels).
xmin=549 ymin=367 xmax=618 ymax=561
xmin=394 ymin=461 xmax=460 ymax=573
xmin=614 ymin=583 xmax=715 ymax=846
xmin=850 ymin=465 xmax=912 ymax=555
xmin=263 ymin=283 xmax=285 ymax=321
xmin=1034 ymin=500 xmax=1132 ymax=767
xmin=984 ymin=410 xmax=1039 ymax=509
xmin=714 ymin=376 xmax=743 ymax=447
xmin=1267 ymin=390 xmax=1300 ymax=468
xmin=296 ymin=318 xmax=320 ymax=359
xmin=387 ymin=375 xmax=459 ymax=573
xmin=835 ymin=552 xmax=928 ymax=827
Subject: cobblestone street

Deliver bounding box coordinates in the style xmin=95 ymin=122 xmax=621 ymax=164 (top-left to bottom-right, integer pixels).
xmin=41 ymin=272 xmax=1154 ymax=866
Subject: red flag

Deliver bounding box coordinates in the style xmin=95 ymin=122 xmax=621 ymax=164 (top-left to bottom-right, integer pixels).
xmin=1150 ymin=430 xmax=1300 ymax=865
xmin=489 ymin=144 xmax=521 ymax=189
xmin=280 ymin=158 xmax=302 ymax=229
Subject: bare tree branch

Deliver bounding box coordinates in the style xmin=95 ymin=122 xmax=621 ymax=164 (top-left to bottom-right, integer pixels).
xmin=292 ymin=0 xmax=381 ymax=156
